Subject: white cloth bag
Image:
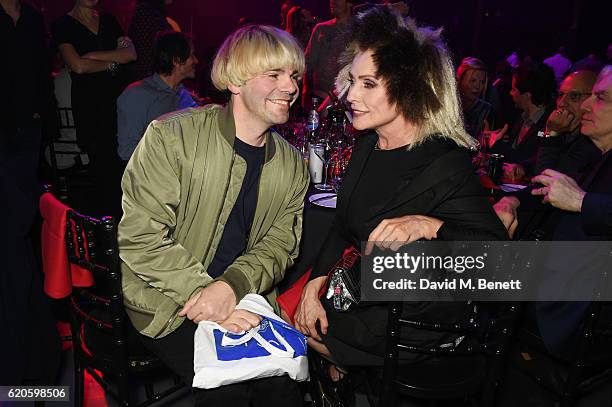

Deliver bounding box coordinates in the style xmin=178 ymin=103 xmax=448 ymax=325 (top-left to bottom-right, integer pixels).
xmin=192 ymin=293 xmax=309 ymax=389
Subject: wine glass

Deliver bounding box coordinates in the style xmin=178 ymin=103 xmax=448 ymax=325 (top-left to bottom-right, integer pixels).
xmin=331 ymin=149 xmax=348 ymax=193
xmin=313 ymin=140 xmax=335 ymax=191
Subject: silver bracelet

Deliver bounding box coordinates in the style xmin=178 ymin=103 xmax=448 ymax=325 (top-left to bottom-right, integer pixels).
xmin=107 ymin=61 xmax=119 ymax=75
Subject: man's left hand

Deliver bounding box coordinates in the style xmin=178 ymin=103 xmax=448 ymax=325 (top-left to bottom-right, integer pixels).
xmin=531 ymin=169 xmax=586 ymax=212
xmin=219 ymin=309 xmax=262 ymax=333
xmin=365 ymin=215 xmax=444 ymax=254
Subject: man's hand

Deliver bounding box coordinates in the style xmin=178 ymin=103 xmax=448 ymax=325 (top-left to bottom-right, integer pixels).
xmin=219 ymin=309 xmax=262 ymax=333
xmin=365 ymin=215 xmax=444 ymax=255
xmin=294 ymin=276 xmax=328 ymax=341
xmin=493 ymin=196 xmax=520 ymax=238
xmin=178 ymin=281 xmax=237 ymax=323
xmin=503 ymin=163 xmax=526 ymax=181
xmin=546 ymin=108 xmax=578 ymax=135
xmin=531 ymin=169 xmax=586 ymax=212
xmin=485 ymin=124 xmax=509 ymax=148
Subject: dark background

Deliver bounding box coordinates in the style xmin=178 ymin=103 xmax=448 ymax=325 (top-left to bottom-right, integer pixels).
xmin=31 ymin=0 xmax=610 ymax=95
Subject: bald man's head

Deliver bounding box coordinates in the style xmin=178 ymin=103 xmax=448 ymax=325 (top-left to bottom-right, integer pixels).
xmin=556 ymin=70 xmax=598 ymax=131
xmin=564 ymin=70 xmax=597 ymax=91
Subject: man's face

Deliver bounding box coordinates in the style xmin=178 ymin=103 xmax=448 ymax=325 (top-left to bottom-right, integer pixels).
xmin=330 ymin=0 xmax=350 ymax=18
xmin=235 ymin=67 xmax=300 ymax=128
xmin=581 ymin=73 xmax=612 ymax=146
xmin=175 ymin=47 xmax=198 ymax=81
xmin=556 ymin=72 xmax=595 ymax=130
xmin=510 ymin=76 xmax=530 ymax=112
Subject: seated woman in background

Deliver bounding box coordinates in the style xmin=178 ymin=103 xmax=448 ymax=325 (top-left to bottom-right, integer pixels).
xmin=294 ymin=6 xmax=507 ymax=375
xmin=457 ymin=57 xmax=495 ymax=139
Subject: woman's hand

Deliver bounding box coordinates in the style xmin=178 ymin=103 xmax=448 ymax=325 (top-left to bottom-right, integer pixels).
xmin=294 ymin=276 xmax=328 ymax=341
xmin=365 ymin=215 xmax=444 ymax=254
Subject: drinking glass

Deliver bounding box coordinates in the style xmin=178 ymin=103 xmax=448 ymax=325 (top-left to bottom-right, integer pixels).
xmin=313 ymin=141 xmax=335 ymax=191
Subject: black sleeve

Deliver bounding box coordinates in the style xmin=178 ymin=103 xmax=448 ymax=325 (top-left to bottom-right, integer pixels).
xmin=310 ymin=217 xmax=352 ymax=280
xmin=434 ymin=168 xmax=508 ymax=241
xmin=519 ymin=154 xmax=538 ymax=178
xmin=581 ymin=193 xmax=612 ymax=236
xmin=34 ymin=13 xmax=57 ymax=142
xmin=51 ymin=17 xmax=72 ymax=46
xmin=535 ymin=135 xmax=565 ymax=174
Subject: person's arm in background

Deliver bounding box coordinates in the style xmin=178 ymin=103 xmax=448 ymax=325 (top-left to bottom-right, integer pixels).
xmin=532 ymin=169 xmax=612 ymax=235
xmin=302 ymin=24 xmax=321 ymax=107
xmin=57 ymin=43 xmax=113 ymax=74
xmin=81 ymin=36 xmax=137 ymax=64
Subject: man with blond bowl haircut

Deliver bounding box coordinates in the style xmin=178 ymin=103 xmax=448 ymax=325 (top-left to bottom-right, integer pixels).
xmin=118 ymin=25 xmax=308 ymax=406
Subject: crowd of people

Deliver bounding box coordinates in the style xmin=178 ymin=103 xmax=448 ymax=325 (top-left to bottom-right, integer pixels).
xmin=1 ymin=0 xmax=612 ymax=405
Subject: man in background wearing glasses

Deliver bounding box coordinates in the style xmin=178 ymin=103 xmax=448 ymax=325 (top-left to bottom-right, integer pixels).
xmin=535 ymin=70 xmax=600 ymax=174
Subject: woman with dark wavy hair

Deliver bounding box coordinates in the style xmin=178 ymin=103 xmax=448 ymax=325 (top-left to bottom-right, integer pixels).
xmin=293 ymin=5 xmax=506 ymax=372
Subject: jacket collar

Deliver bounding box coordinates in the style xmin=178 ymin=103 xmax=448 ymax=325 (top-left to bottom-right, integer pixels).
xmin=217 ymin=101 xmax=276 ymax=163
xmin=147 ymin=74 xmax=184 ymax=94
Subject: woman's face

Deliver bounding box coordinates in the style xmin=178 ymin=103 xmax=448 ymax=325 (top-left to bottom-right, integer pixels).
xmin=459 ymin=69 xmax=486 ymax=102
xmin=346 ymin=50 xmax=402 ymax=132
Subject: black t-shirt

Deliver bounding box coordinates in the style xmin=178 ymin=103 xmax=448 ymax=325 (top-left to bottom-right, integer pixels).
xmin=207 ymin=138 xmax=266 ymax=278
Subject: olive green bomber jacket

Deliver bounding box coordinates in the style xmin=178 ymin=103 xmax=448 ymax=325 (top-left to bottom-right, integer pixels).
xmin=118 ymin=103 xmax=309 ymax=338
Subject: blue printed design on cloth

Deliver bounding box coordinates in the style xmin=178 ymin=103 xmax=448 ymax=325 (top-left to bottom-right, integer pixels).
xmin=213 ymin=318 xmax=307 ymax=361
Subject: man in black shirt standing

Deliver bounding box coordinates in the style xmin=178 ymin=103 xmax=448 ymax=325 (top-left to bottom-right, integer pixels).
xmin=0 ymin=0 xmax=60 ymax=387
xmin=0 ymin=0 xmax=53 ymax=167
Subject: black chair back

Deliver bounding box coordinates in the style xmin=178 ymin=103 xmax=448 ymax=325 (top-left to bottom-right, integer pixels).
xmin=512 ymin=302 xmax=612 ymax=407
xmin=65 ymin=208 xmax=184 ymax=406
xmin=378 ymin=301 xmax=519 ymax=406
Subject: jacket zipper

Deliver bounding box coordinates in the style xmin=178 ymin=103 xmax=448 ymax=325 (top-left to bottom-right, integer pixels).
xmin=202 ymin=150 xmax=236 ymax=258
xmin=289 ymin=214 xmax=298 ymax=256
xmin=158 ymin=304 xmax=180 ymax=336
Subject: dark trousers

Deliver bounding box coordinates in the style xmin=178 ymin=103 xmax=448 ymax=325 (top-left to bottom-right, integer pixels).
xmin=136 ymin=320 xmax=303 ymax=407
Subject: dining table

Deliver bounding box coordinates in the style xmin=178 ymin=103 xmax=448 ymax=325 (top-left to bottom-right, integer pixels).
xmin=279 ymin=186 xmax=336 ymax=292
